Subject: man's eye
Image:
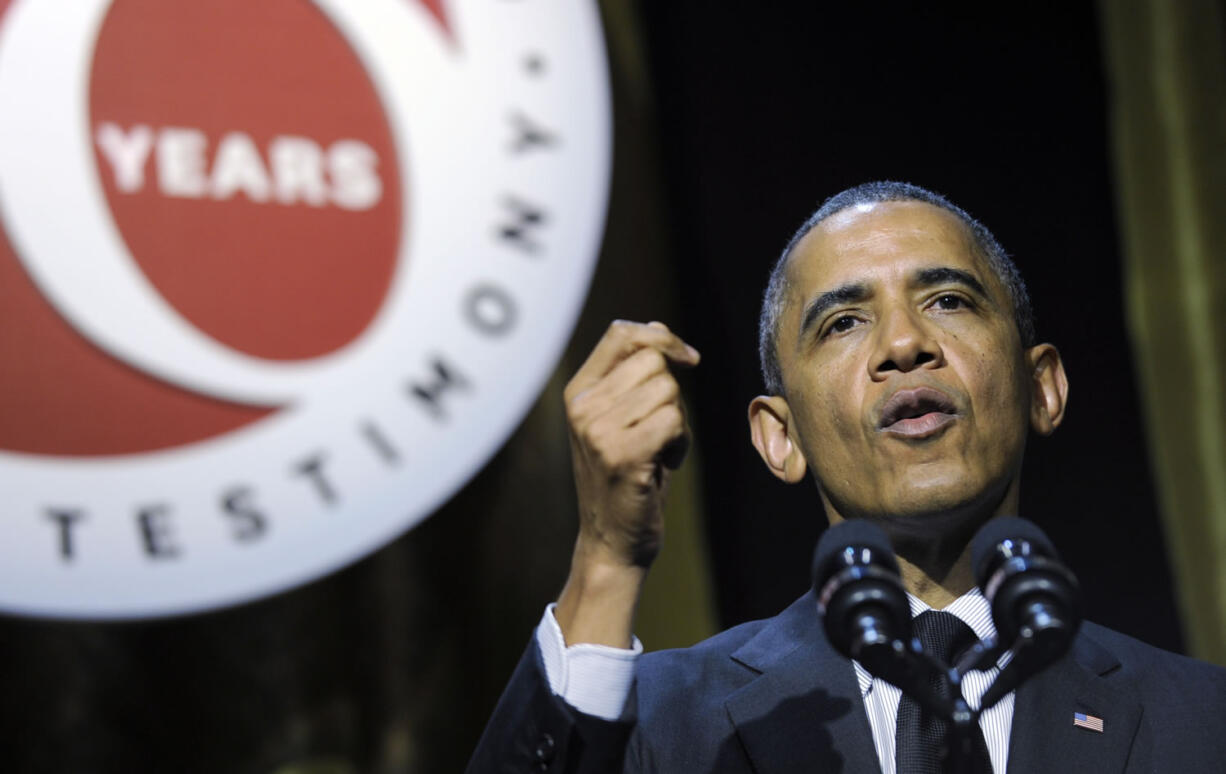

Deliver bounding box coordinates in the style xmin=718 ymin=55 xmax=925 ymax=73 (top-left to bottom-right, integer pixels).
xmin=933 ymin=294 xmax=968 ymax=310
xmin=826 ymin=315 xmax=858 ymax=335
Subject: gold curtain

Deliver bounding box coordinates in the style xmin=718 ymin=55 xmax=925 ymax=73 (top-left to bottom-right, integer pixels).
xmin=1099 ymin=0 xmax=1226 ymax=664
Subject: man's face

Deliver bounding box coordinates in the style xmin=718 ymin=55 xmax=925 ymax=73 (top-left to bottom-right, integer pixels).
xmin=765 ymin=200 xmax=1040 ymax=523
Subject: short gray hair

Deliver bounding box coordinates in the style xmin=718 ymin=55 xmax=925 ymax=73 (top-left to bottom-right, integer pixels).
xmin=757 ymin=181 xmax=1035 ymax=395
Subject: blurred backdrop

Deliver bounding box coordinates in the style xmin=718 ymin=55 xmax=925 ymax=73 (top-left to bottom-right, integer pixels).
xmin=0 ymin=1 xmax=1223 ymax=772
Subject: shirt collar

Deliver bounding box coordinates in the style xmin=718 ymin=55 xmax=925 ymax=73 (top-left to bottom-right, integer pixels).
xmin=854 ymin=586 xmax=999 ymax=698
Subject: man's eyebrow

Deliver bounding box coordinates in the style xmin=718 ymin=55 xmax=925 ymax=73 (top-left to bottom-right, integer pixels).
xmin=914 ymin=267 xmax=989 ymax=297
xmin=798 ymin=282 xmax=869 ymax=339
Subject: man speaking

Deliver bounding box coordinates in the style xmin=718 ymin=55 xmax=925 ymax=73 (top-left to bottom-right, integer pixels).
xmin=467 ymin=182 xmax=1226 ymax=772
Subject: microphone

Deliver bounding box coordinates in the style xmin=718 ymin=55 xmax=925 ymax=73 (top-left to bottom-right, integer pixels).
xmin=972 ymin=517 xmax=1082 ymax=710
xmin=813 ymin=520 xmax=938 ymax=706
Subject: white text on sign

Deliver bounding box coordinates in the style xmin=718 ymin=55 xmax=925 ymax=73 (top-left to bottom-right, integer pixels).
xmin=94 ymin=123 xmax=382 ymax=210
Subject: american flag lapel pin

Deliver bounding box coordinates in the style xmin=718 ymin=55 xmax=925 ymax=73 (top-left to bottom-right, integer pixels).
xmin=1073 ymin=711 xmax=1105 ymax=733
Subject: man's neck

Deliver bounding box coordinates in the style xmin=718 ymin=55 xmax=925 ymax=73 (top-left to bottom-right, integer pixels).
xmin=896 ymin=542 xmax=976 ymax=609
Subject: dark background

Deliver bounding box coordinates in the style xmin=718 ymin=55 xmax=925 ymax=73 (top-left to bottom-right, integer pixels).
xmin=636 ymin=1 xmax=1183 ymax=652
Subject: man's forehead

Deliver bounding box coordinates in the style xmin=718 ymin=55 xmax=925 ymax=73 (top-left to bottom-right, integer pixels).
xmin=783 ymin=199 xmax=989 ymax=294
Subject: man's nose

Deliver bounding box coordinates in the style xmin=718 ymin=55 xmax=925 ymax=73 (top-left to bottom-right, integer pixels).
xmin=869 ymin=307 xmax=943 ymax=378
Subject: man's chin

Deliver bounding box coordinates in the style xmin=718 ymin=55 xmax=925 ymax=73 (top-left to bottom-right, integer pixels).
xmin=866 ymin=505 xmax=991 ymax=544
xmin=829 ymin=479 xmax=1014 ymax=540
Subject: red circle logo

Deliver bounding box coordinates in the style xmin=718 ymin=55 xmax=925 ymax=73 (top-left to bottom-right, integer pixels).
xmin=0 ymin=0 xmax=610 ymax=618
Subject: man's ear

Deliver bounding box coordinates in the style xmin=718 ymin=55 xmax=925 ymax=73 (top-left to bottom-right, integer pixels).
xmin=1027 ymin=343 xmax=1069 ymax=435
xmin=748 ymin=395 xmax=808 ymax=483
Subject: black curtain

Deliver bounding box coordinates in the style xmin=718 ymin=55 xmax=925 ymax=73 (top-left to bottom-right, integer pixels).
xmin=638 ymin=1 xmax=1184 ymax=653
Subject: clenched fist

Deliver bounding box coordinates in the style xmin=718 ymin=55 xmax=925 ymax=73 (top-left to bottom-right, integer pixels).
xmin=555 ymin=320 xmax=699 ymax=647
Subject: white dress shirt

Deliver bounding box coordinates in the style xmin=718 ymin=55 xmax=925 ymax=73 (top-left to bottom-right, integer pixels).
xmin=537 ymin=587 xmax=1014 ymax=773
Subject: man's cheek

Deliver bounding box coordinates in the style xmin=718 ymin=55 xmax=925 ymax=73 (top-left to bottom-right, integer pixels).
xmin=812 ymin=389 xmax=858 ymax=440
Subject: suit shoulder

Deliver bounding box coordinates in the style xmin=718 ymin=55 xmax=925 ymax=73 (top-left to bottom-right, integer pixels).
xmin=1080 ymin=620 xmax=1226 ymax=700
xmin=631 ymin=612 xmax=788 ymax=718
xmin=639 ymin=614 xmax=772 ymax=676
xmin=1077 ymin=622 xmax=1226 ymax=769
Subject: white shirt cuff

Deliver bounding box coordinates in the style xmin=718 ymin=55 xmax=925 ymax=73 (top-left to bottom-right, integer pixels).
xmin=536 ymin=603 xmax=642 ymax=721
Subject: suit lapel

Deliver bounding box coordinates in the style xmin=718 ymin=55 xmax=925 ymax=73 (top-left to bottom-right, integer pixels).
xmin=1006 ymin=628 xmax=1142 ymax=773
xmin=724 ymin=593 xmax=881 ymax=774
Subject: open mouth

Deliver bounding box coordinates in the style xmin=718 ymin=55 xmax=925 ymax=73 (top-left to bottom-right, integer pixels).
xmin=877 ymin=387 xmax=959 ymax=438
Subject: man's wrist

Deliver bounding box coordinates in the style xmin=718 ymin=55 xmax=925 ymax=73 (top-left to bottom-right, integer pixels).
xmin=554 ymin=538 xmax=649 ymax=649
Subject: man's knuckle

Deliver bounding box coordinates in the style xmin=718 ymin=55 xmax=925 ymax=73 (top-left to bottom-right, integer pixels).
xmin=657 ymin=404 xmax=683 ymax=428
xmin=584 ymin=415 xmax=614 ymax=444
xmin=639 ymin=347 xmax=667 ymax=372
xmin=565 ymin=391 xmax=589 ymax=422
xmin=659 ymin=375 xmax=680 ymax=401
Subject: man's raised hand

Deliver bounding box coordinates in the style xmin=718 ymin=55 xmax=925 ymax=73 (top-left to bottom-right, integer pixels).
xmin=555 ymin=320 xmax=699 ymax=647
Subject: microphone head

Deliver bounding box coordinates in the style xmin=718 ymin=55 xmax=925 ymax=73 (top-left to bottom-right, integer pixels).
xmin=812 ymin=519 xmax=909 ymax=662
xmin=971 ymin=516 xmax=1081 ymax=653
xmin=812 ymin=519 xmax=899 ymax=594
xmin=971 ymin=516 xmax=1058 ymax=590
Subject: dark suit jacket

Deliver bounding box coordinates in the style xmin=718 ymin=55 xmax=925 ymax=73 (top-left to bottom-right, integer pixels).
xmin=468 ymin=592 xmax=1226 ymax=773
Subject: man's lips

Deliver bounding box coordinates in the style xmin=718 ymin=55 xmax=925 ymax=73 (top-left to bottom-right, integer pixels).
xmin=876 ymin=386 xmax=960 ymax=438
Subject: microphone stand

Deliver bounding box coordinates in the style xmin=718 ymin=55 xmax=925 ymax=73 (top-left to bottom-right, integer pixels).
xmin=943 ymin=659 xmax=988 ymax=774
xmin=894 ymin=636 xmax=1011 ymax=774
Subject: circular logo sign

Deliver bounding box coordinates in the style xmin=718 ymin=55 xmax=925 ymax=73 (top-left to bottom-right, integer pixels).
xmin=0 ymin=0 xmax=610 ymax=617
